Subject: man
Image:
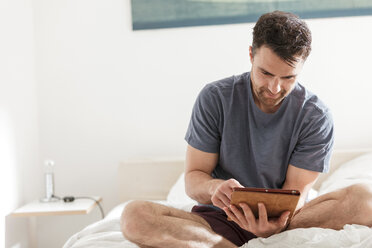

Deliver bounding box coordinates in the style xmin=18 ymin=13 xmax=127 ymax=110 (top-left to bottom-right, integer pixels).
xmin=120 ymin=11 xmax=372 ymax=248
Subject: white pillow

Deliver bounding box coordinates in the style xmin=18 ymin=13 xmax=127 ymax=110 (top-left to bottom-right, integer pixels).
xmin=318 ymin=152 xmax=372 ymax=195
xmin=166 ymin=172 xmax=197 ymax=206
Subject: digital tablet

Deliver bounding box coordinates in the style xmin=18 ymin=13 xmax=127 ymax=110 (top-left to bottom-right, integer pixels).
xmin=230 ymin=187 xmax=301 ymax=219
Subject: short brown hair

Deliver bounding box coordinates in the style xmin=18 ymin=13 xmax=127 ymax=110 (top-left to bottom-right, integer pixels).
xmin=252 ymin=11 xmax=312 ymax=66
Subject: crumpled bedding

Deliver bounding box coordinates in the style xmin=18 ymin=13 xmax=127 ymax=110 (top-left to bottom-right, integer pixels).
xmin=242 ymin=224 xmax=372 ymax=248
xmin=64 ymin=203 xmax=372 ymax=248
xmin=63 ymin=218 xmax=135 ymax=248
xmin=64 ymin=153 xmax=372 ymax=248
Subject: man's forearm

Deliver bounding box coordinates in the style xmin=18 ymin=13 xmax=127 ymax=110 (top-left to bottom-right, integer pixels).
xmin=185 ymin=170 xmax=224 ymax=204
xmin=282 ymin=184 xmax=310 ymax=211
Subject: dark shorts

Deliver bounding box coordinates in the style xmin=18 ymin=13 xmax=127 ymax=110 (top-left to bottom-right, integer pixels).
xmin=191 ymin=205 xmax=256 ymax=246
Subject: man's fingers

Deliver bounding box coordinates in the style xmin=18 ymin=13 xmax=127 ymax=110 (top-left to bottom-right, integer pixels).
xmin=224 ymin=207 xmax=240 ymax=224
xmin=239 ymin=203 xmax=256 ymax=226
xmin=228 ymin=178 xmax=244 ymax=189
xmin=225 ymin=179 xmax=244 ymax=196
xmin=258 ymin=203 xmax=268 ymax=224
xmin=213 ymin=179 xmax=243 ymax=208
xmin=219 ymin=193 xmax=231 ymax=207
xmin=214 ymin=198 xmax=227 ymax=209
xmin=212 ymin=191 xmax=231 ymax=208
xmin=230 ymin=204 xmax=246 ymax=223
xmin=278 ymin=211 xmax=290 ymax=227
xmin=226 ymin=205 xmax=251 ymax=230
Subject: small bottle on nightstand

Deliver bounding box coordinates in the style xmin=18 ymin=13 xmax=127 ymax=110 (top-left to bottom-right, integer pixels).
xmin=40 ymin=160 xmax=59 ymax=202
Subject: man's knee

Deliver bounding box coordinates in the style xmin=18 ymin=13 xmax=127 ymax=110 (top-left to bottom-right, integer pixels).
xmin=289 ymin=184 xmax=372 ymax=230
xmin=120 ymin=200 xmax=154 ymax=240
xmin=338 ymin=184 xmax=372 ymax=225
xmin=342 ymin=184 xmax=372 ymax=203
xmin=345 ymin=184 xmax=372 ymax=209
xmin=329 ymin=183 xmax=371 ymax=201
xmin=344 ymin=183 xmax=372 ymax=194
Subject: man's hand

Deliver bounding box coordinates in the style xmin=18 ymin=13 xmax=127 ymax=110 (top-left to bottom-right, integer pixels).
xmin=211 ymin=179 xmax=244 ymax=209
xmin=223 ymin=202 xmax=290 ymax=237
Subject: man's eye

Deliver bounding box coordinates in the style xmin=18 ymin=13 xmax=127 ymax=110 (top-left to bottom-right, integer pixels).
xmin=262 ymin=71 xmax=271 ymax=75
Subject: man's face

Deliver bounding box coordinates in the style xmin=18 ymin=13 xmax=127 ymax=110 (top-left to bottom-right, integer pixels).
xmin=249 ymin=45 xmax=304 ymax=113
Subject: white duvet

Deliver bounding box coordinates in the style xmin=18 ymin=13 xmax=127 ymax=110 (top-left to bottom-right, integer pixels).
xmin=64 ymin=153 xmax=372 ymax=248
xmin=63 ymin=215 xmax=372 ymax=248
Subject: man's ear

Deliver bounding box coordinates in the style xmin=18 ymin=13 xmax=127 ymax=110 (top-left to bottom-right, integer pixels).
xmin=249 ymin=46 xmax=254 ymax=64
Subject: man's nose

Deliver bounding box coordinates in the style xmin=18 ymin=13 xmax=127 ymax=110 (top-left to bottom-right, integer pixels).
xmin=268 ymin=79 xmax=281 ymax=94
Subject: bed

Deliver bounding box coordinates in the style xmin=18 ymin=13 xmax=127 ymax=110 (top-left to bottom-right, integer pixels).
xmin=63 ymin=150 xmax=372 ymax=248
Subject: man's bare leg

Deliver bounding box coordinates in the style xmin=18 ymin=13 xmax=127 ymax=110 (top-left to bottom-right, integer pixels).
xmin=120 ymin=200 xmax=237 ymax=248
xmin=288 ymin=183 xmax=372 ymax=230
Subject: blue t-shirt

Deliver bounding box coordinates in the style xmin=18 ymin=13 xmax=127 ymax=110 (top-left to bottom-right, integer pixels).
xmin=185 ymin=72 xmax=334 ymax=189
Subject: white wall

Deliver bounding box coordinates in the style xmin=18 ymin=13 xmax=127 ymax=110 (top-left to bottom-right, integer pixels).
xmin=3 ymin=0 xmax=371 ymax=247
xmin=0 ymin=0 xmax=41 ymax=247
xmin=300 ymin=16 xmax=372 ymax=149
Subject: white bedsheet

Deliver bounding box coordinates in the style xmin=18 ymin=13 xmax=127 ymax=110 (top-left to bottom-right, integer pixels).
xmin=64 ymin=153 xmax=372 ymax=248
xmin=64 ymin=202 xmax=372 ymax=248
xmin=63 ymin=218 xmax=136 ymax=248
xmin=242 ymin=225 xmax=372 ymax=248
xmin=63 ymin=200 xmax=162 ymax=248
xmin=63 ymin=201 xmax=196 ymax=248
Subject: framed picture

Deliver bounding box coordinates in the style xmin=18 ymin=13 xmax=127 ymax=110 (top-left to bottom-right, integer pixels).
xmin=131 ymin=0 xmax=372 ymax=30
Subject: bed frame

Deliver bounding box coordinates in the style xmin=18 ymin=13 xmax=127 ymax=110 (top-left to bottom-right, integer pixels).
xmin=118 ymin=149 xmax=372 ymax=203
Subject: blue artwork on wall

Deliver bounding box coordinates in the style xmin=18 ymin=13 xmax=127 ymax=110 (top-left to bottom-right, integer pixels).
xmin=131 ymin=0 xmax=372 ymax=30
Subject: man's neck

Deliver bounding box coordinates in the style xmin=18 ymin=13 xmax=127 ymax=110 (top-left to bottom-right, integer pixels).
xmin=256 ymin=100 xmax=281 ymax=114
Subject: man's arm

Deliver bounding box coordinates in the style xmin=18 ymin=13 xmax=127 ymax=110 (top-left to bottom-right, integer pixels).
xmin=282 ymin=164 xmax=320 ymax=210
xmin=185 ymin=145 xmax=219 ymax=204
xmin=185 ymin=145 xmax=243 ymax=207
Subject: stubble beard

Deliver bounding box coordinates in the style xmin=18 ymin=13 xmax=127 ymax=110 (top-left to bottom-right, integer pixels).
xmin=257 ymin=88 xmax=287 ymax=107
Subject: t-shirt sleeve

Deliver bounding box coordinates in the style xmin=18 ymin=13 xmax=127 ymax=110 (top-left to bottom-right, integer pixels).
xmin=289 ymin=108 xmax=334 ymax=173
xmin=184 ymin=84 xmax=222 ymax=153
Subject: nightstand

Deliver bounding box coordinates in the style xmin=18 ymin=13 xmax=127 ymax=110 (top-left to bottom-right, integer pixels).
xmin=12 ymin=196 xmax=102 ymax=248
xmin=12 ymin=196 xmax=102 ymax=216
